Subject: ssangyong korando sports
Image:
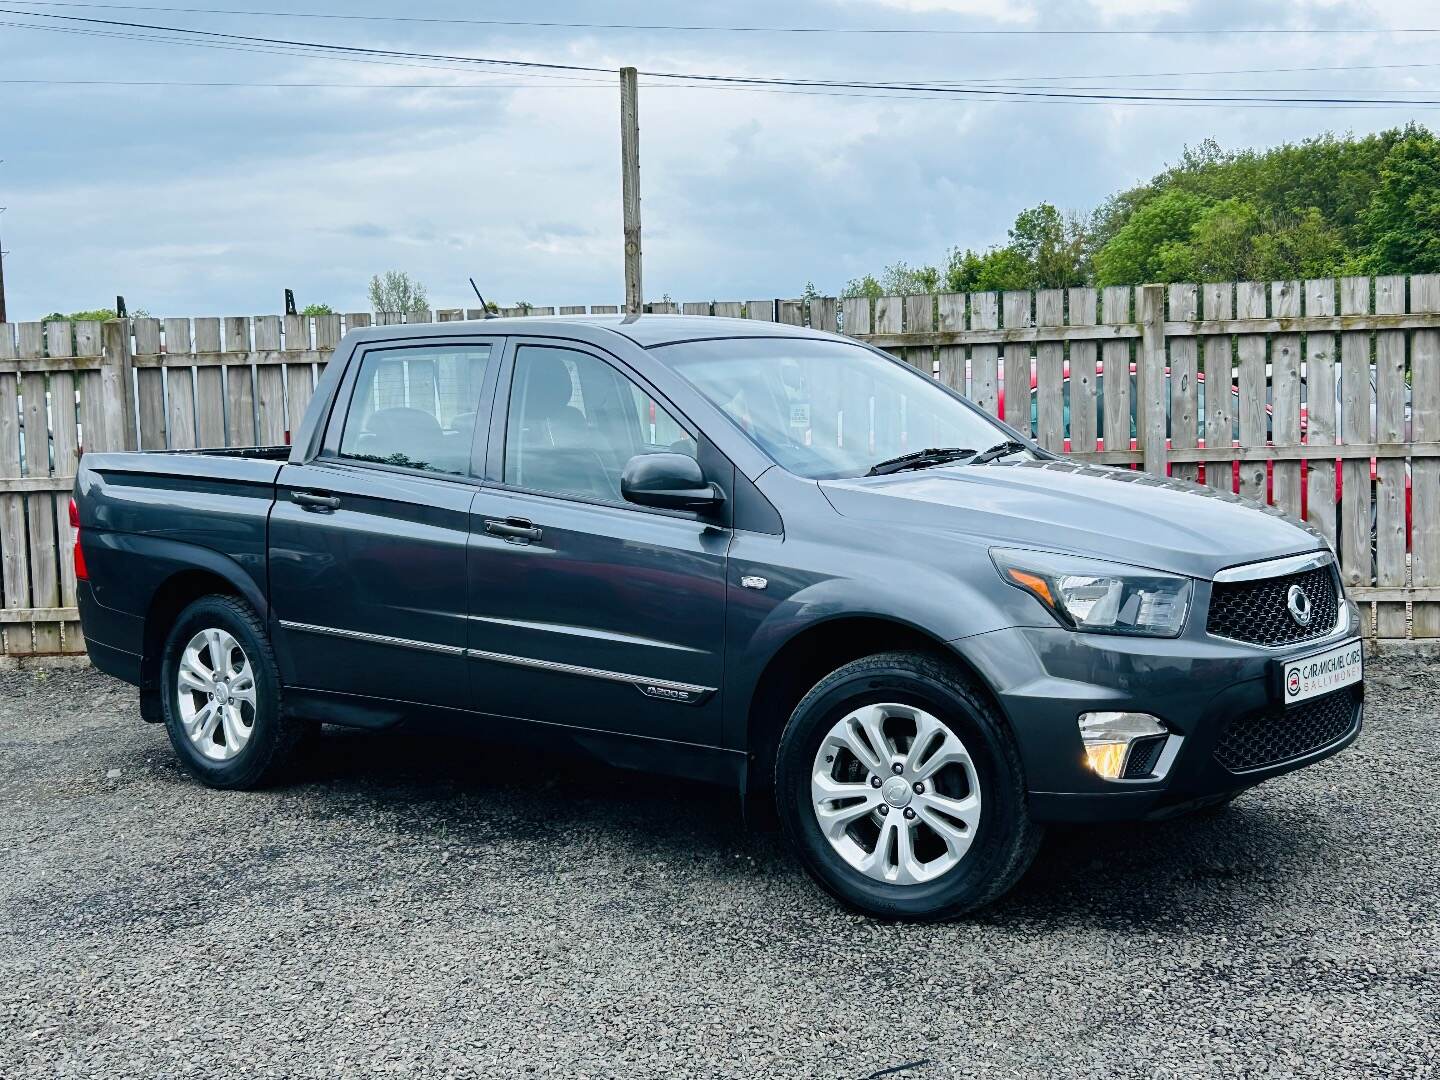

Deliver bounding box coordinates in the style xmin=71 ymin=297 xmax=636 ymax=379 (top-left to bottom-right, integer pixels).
xmin=74 ymin=316 xmax=1363 ymax=919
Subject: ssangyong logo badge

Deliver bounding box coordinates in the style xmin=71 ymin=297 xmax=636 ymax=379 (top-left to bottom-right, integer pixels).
xmin=1287 ymin=584 xmax=1313 ymax=627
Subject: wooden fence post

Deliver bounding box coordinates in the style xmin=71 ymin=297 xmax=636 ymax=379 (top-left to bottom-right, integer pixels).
xmin=1138 ymin=284 xmax=1167 ymax=475
xmin=1412 ymin=274 xmax=1440 ymax=637
xmin=100 ymin=319 xmax=136 ymax=452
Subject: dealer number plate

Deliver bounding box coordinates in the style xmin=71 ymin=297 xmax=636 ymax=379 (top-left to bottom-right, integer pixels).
xmin=1283 ymin=638 xmax=1363 ymax=706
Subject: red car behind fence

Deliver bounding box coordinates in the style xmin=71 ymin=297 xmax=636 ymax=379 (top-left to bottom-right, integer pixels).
xmin=995 ymin=359 xmax=1413 ymax=549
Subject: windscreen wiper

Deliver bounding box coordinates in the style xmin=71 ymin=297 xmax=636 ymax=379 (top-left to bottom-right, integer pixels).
xmin=969 ymin=439 xmax=1029 ymax=465
xmin=866 ymin=447 xmax=977 ymax=476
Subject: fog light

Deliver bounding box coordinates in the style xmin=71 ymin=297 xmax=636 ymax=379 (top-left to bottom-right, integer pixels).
xmin=1078 ymin=712 xmax=1168 ymax=780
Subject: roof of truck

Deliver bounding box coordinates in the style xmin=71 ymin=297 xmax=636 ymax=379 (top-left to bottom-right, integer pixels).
xmin=342 ymin=314 xmax=840 ymax=350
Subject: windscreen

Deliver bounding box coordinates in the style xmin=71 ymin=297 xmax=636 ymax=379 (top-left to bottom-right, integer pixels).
xmin=656 ymin=337 xmax=1010 ymax=479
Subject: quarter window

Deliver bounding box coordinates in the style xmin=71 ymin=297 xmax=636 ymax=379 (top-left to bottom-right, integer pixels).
xmin=339 ymin=344 xmax=493 ymax=475
xmin=503 ymin=345 xmax=696 ymax=503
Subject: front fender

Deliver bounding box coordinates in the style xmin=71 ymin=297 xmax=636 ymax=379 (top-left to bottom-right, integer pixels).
xmin=721 ymin=527 xmax=1024 ymax=750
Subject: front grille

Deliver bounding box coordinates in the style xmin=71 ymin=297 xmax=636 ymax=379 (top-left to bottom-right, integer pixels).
xmin=1213 ymin=687 xmax=1360 ymax=773
xmin=1207 ymin=565 xmax=1339 ymax=647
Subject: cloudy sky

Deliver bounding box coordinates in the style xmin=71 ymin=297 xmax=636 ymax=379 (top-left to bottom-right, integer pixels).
xmin=0 ymin=0 xmax=1436 ymax=318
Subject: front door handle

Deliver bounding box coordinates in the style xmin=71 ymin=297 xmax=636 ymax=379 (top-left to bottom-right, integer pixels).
xmin=484 ymin=517 xmax=542 ymax=543
xmin=294 ymin=491 xmax=341 ymax=512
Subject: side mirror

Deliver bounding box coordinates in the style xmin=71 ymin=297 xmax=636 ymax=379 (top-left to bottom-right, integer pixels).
xmin=621 ymin=453 xmax=725 ymax=513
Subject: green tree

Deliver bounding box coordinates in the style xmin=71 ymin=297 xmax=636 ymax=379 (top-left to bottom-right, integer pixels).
xmin=368 ymin=270 xmax=429 ymax=314
xmin=882 ymin=261 xmax=941 ymax=295
xmin=300 ymin=302 xmax=334 ymax=316
xmin=838 ymin=125 xmax=1434 ymax=292
xmin=842 ymin=262 xmax=940 ymax=298
xmin=1094 ymin=189 xmax=1212 ymax=286
xmin=840 ymin=273 xmax=883 ymax=301
xmin=1008 ymin=203 xmax=1090 ymax=288
xmin=1156 ymin=198 xmax=1262 ymax=282
xmin=41 ymin=308 xmax=120 ymax=323
xmin=1253 ymin=208 xmax=1351 ymax=280
xmin=1364 ymin=129 xmax=1440 ymax=274
xmin=943 ymin=246 xmax=1032 ymax=293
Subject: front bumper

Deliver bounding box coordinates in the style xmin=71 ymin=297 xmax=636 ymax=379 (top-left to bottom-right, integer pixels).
xmin=957 ymin=603 xmax=1364 ymax=823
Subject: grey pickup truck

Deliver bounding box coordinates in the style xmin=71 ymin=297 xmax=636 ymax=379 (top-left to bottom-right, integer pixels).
xmin=75 ymin=315 xmax=1364 ymax=920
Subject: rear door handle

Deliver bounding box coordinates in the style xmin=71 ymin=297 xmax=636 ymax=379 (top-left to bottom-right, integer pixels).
xmin=294 ymin=491 xmax=341 ymax=512
xmin=484 ymin=517 xmax=542 ymax=543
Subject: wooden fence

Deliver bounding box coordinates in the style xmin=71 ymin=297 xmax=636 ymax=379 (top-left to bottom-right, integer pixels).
xmin=1 ymin=276 xmax=1436 ymax=654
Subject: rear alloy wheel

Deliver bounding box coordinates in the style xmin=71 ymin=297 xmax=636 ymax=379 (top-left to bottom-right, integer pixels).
xmin=160 ymin=594 xmax=300 ymax=789
xmin=175 ymin=628 xmax=258 ymax=762
xmin=776 ymin=652 xmax=1041 ymax=920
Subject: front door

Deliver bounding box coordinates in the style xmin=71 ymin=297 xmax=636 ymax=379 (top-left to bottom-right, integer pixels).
xmin=467 ymin=341 xmax=729 ymax=745
xmin=269 ymin=339 xmax=498 ymax=710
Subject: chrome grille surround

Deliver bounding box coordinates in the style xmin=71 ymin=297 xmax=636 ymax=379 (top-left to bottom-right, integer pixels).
xmin=1207 ymin=552 xmax=1344 ymax=649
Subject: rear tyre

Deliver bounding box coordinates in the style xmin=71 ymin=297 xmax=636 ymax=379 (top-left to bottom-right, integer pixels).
xmin=774 ymin=651 xmax=1041 ymax=921
xmin=159 ymin=594 xmax=299 ymax=790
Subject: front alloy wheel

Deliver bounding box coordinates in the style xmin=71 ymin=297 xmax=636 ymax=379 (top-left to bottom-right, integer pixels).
xmin=811 ymin=704 xmax=982 ymax=885
xmin=775 ymin=651 xmax=1041 ymax=920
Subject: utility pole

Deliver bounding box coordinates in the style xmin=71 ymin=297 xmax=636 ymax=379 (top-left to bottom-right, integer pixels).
xmin=0 ymin=160 xmax=7 ymax=323
xmin=619 ymin=66 xmax=643 ymax=316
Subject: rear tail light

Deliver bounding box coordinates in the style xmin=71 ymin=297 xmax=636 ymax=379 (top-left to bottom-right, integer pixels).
xmin=70 ymin=498 xmax=89 ymax=581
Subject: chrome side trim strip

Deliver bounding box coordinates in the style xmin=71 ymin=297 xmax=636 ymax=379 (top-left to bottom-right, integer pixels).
xmin=1212 ymin=550 xmax=1332 ymax=583
xmin=466 ymin=613 xmax=706 ymax=653
xmin=278 ymin=620 xmax=467 ymax=657
xmin=278 ymin=621 xmax=716 ymax=698
xmin=465 ymin=647 xmax=714 ymax=695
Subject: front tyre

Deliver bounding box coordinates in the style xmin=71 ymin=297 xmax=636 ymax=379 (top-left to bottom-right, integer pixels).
xmin=775 ymin=652 xmax=1041 ymax=921
xmin=160 ymin=594 xmax=298 ymax=790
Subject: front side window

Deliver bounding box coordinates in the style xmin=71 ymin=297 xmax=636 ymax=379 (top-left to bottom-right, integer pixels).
xmin=657 ymin=337 xmax=1010 ymax=480
xmin=338 ymin=344 xmax=493 ymax=475
xmin=504 ymin=345 xmax=696 ymax=503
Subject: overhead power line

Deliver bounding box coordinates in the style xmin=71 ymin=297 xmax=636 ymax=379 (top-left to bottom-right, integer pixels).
xmin=5 ymin=8 xmax=1440 ymax=109
xmin=5 ymin=76 xmax=1440 ymax=110
xmin=13 ymin=14 xmax=1440 ymax=90
xmin=0 ymin=17 xmax=623 ymax=83
xmin=13 ymin=0 xmax=1440 ymax=36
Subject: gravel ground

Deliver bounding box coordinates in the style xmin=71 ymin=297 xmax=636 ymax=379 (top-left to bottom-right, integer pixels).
xmin=1 ymin=658 xmax=1436 ymax=1079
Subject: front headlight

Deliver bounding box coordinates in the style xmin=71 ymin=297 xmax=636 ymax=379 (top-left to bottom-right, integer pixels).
xmin=991 ymin=548 xmax=1193 ymax=637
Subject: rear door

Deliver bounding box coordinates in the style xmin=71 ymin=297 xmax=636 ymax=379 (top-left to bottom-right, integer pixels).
xmin=466 ymin=338 xmax=730 ymax=745
xmin=269 ymin=337 xmax=500 ymax=709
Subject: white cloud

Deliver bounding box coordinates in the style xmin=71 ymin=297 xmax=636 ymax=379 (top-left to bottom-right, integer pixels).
xmin=0 ymin=0 xmax=1430 ymax=317
xmin=839 ymin=0 xmax=1036 ymax=19
xmin=1087 ymin=0 xmax=1192 ymax=16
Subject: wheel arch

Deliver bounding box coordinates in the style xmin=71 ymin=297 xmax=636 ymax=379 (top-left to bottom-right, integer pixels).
xmin=742 ymin=615 xmax=1008 ymax=793
xmin=138 ymin=566 xmax=256 ymax=718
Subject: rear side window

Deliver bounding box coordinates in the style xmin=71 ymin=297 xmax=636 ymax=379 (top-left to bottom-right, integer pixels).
xmin=339 ymin=344 xmax=494 ymax=475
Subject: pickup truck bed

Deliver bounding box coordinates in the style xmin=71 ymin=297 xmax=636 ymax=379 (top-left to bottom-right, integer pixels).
xmin=75 ymin=446 xmax=290 ymax=697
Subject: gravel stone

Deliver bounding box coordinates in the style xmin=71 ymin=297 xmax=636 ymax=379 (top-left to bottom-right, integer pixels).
xmin=0 ymin=659 xmax=1436 ymax=1078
